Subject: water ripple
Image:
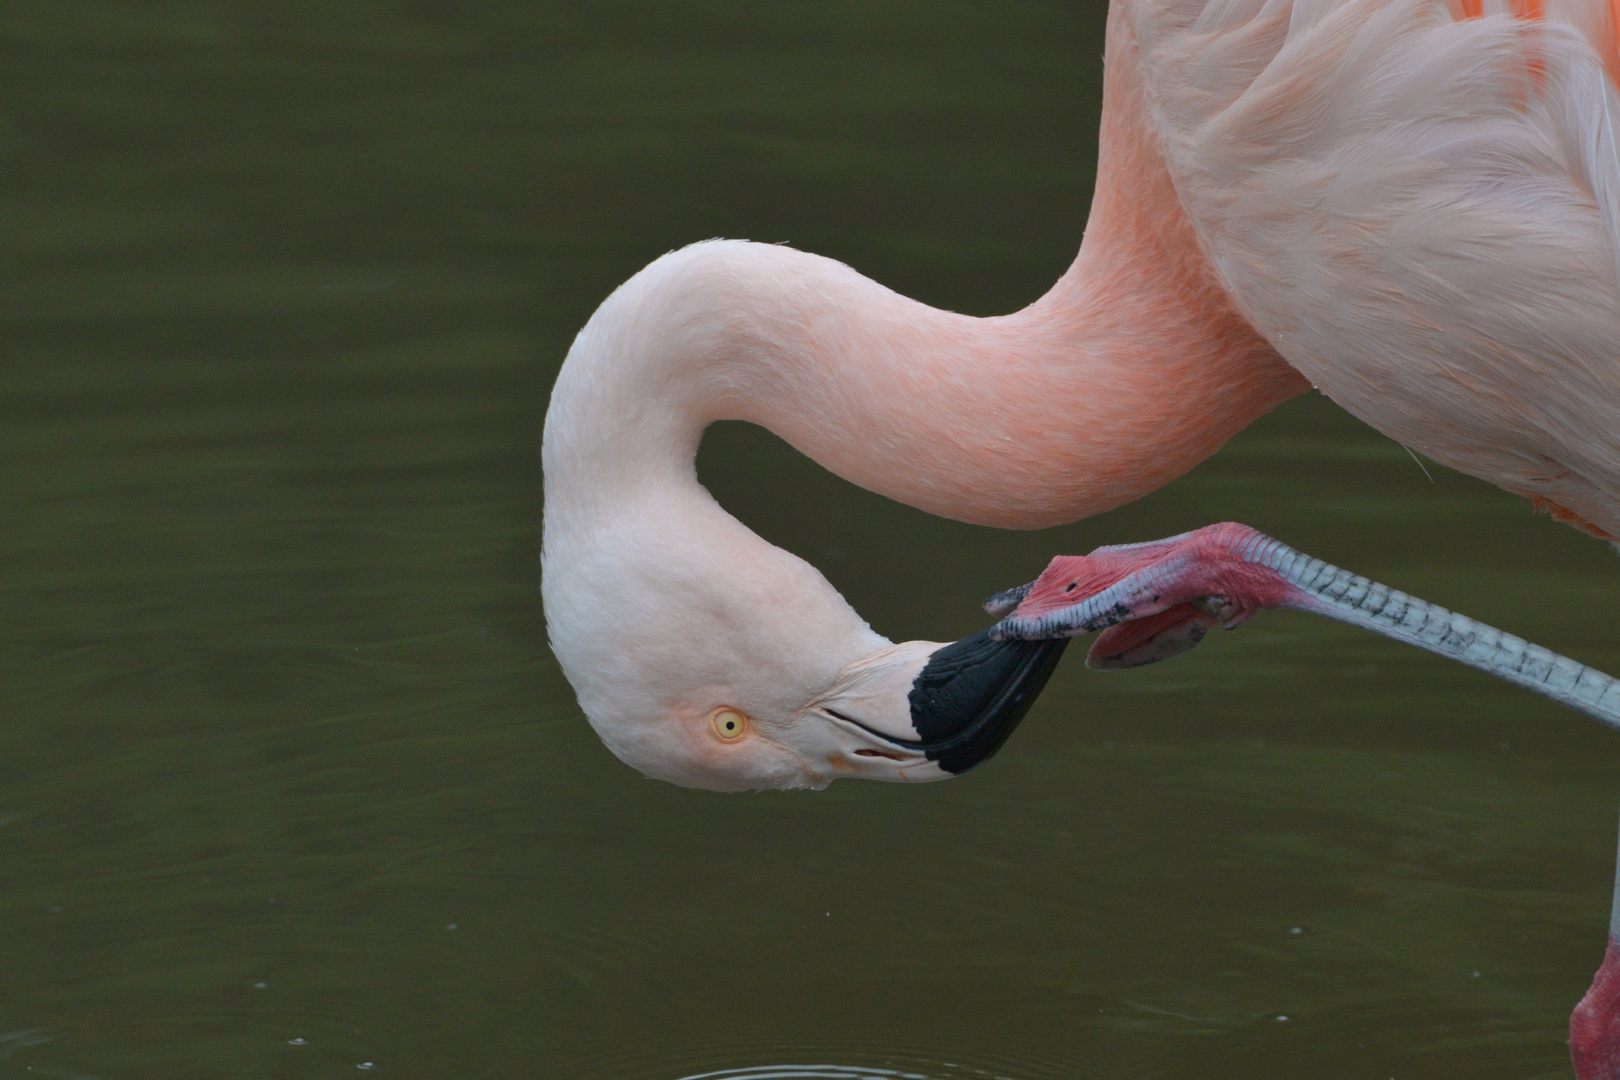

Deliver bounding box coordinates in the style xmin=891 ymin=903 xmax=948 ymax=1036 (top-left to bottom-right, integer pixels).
xmin=676 ymin=1065 xmax=1005 ymax=1080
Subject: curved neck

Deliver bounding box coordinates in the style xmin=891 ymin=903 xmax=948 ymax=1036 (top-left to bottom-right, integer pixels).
xmin=544 ymin=5 xmax=1306 ymax=534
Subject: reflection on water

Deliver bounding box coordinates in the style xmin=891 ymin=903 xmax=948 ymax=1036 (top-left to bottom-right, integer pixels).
xmin=657 ymin=1039 xmax=1091 ymax=1080
xmin=3 ymin=3 xmax=1619 ymax=1080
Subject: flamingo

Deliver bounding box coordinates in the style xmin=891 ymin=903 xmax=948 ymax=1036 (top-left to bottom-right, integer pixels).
xmin=542 ymin=0 xmax=1620 ymax=1071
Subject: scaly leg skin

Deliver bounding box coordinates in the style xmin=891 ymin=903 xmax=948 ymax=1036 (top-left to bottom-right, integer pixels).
xmin=989 ymin=521 xmax=1620 ymax=1078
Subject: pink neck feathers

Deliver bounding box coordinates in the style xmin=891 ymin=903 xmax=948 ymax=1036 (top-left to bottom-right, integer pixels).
xmin=547 ymin=5 xmax=1306 ymax=534
xmin=711 ymin=8 xmax=1306 ymax=529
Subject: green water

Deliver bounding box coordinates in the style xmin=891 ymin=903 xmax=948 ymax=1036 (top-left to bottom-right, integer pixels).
xmin=3 ymin=3 xmax=1619 ymax=1078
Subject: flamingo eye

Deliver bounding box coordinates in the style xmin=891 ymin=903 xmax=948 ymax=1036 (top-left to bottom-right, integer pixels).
xmin=708 ymin=708 xmax=749 ymax=741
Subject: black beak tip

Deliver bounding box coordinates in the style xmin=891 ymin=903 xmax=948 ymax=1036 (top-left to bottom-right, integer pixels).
xmin=906 ymin=628 xmax=1069 ymax=775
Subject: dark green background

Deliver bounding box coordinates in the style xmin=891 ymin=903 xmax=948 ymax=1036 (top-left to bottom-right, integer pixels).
xmin=2 ymin=3 xmax=1616 ymax=1078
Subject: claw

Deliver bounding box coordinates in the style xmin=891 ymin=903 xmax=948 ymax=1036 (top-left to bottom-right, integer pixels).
xmin=982 ymin=581 xmax=1033 ymax=617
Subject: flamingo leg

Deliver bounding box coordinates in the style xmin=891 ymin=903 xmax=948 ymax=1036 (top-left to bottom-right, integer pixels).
xmin=1572 ymin=808 xmax=1620 ymax=1080
xmin=992 ymin=522 xmax=1620 ymax=731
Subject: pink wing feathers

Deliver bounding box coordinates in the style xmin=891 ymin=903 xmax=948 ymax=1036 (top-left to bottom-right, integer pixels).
xmin=1123 ymin=0 xmax=1620 ymax=536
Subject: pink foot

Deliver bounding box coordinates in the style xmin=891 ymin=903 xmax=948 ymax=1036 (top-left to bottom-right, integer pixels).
xmin=1574 ymin=940 xmax=1620 ymax=1080
xmin=988 ymin=522 xmax=1307 ymax=669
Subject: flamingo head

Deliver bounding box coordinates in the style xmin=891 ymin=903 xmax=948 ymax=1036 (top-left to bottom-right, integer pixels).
xmin=541 ymin=496 xmax=1066 ymax=792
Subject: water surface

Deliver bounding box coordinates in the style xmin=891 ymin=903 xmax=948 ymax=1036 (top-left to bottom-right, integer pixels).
xmin=2 ymin=3 xmax=1618 ymax=1079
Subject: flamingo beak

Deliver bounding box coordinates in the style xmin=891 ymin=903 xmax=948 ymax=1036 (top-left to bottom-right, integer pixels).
xmin=815 ymin=629 xmax=1068 ymax=777
xmin=903 ymin=629 xmax=1070 ymax=773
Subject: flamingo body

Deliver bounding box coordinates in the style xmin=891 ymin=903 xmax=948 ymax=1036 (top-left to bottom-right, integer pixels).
xmin=1125 ymin=0 xmax=1620 ymax=534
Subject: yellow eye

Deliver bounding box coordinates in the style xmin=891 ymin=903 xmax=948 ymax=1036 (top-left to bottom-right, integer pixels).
xmin=708 ymin=708 xmax=749 ymax=741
